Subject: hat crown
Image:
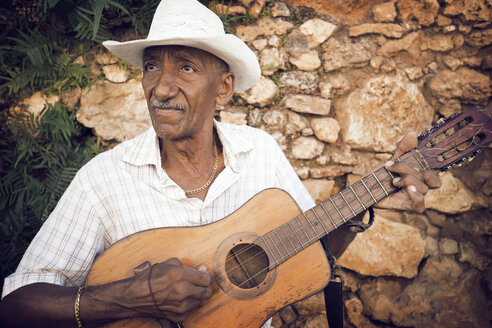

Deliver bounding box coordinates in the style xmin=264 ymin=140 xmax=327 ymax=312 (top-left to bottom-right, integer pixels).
xmin=148 ymin=0 xmax=225 ymax=40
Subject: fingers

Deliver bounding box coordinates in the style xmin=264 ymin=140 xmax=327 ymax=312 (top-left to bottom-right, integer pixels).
xmin=391 ymin=173 xmax=428 ymax=195
xmin=392 ymin=131 xmax=418 ymax=159
xmin=144 ymin=258 xmax=214 ymax=320
xmin=404 ymin=184 xmax=426 ymax=212
xmin=423 ymin=170 xmax=442 ymax=189
xmin=159 ymin=258 xmax=214 ymax=287
xmin=377 ymin=131 xmax=443 ymax=213
xmin=384 ymin=159 xmax=435 ymax=213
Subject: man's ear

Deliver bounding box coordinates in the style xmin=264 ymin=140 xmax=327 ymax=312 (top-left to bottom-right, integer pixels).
xmin=216 ymin=72 xmax=235 ymax=106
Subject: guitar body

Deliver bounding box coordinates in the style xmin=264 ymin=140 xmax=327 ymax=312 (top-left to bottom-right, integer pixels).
xmin=86 ymin=188 xmax=331 ymax=328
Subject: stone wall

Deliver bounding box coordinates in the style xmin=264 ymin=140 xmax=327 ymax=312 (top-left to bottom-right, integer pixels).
xmin=14 ymin=0 xmax=492 ymax=327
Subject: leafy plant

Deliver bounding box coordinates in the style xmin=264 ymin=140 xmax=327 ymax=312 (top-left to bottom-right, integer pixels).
xmin=0 ymin=0 xmax=160 ymax=99
xmin=1 ymin=53 xmax=91 ymax=96
xmin=0 ymin=102 xmax=105 ymax=292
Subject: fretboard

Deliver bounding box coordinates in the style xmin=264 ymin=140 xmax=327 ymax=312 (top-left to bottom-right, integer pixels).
xmin=257 ymin=149 xmax=428 ymax=270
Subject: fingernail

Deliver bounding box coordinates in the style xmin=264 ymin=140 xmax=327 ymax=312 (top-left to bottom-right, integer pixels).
xmin=198 ymin=266 xmax=208 ymax=272
xmin=409 ymin=185 xmax=417 ymax=193
xmin=393 ymin=177 xmax=401 ymax=183
xmin=386 ymin=160 xmax=394 ymax=166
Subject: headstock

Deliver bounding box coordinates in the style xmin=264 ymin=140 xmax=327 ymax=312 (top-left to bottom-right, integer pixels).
xmin=417 ymin=108 xmax=492 ymax=171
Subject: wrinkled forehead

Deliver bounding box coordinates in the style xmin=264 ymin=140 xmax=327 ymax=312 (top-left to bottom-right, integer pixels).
xmin=143 ymin=45 xmax=229 ymax=73
xmin=143 ymin=45 xmax=218 ymax=66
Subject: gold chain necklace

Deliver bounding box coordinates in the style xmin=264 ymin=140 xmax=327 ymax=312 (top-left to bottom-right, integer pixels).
xmin=162 ymin=140 xmax=219 ymax=195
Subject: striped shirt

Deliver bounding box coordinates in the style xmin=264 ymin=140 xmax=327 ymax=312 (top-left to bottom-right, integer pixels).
xmin=2 ymin=121 xmax=315 ymax=323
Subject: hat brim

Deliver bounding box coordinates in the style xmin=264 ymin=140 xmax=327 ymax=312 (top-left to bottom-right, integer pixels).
xmin=103 ymin=34 xmax=260 ymax=92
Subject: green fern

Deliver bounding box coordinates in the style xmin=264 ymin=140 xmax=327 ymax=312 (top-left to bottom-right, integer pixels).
xmin=0 ymin=53 xmax=91 ymax=96
xmin=52 ymin=53 xmax=91 ymax=92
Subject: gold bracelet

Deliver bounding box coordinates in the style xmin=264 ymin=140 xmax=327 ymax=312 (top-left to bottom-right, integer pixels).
xmin=75 ymin=286 xmax=85 ymax=328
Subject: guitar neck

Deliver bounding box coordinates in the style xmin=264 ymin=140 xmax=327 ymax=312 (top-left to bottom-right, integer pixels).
xmin=257 ymin=149 xmax=428 ymax=270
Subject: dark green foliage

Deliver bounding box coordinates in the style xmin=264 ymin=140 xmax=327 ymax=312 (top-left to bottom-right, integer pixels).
xmin=2 ymin=53 xmax=92 ymax=95
xmin=0 ymin=0 xmax=160 ymax=98
xmin=0 ymin=102 xmax=104 ymax=291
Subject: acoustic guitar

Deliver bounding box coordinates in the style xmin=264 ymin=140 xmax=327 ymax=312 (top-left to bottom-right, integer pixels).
xmin=86 ymin=108 xmax=492 ymax=328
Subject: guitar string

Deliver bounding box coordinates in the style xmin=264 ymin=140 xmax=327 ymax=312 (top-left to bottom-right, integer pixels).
xmin=203 ymin=146 xmax=471 ymax=291
xmin=216 ymin=145 xmax=481 ymax=291
xmin=169 ymin=133 xmax=486 ymax=290
xmin=177 ymin=151 xmax=418 ymax=286
xmin=186 ymin=167 xmax=386 ymax=280
xmin=203 ymin=146 xmax=469 ymax=288
xmin=209 ymin=121 xmax=492 ymax=288
xmin=204 ymin=151 xmax=418 ymax=273
xmin=210 ymin=167 xmax=401 ymax=291
xmin=417 ymin=127 xmax=491 ymax=167
xmin=217 ymin=147 xmax=482 ymax=290
xmin=190 ymin=163 xmax=405 ymax=287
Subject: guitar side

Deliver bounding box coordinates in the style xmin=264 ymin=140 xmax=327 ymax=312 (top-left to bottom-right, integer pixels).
xmin=86 ymin=188 xmax=331 ymax=328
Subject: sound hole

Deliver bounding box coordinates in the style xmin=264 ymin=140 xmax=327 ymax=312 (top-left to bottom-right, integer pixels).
xmin=225 ymin=243 xmax=269 ymax=289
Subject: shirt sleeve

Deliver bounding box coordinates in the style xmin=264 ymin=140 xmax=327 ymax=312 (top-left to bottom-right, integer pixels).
xmin=2 ymin=169 xmax=105 ymax=299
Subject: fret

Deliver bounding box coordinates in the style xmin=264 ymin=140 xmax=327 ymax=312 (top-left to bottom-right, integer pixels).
xmin=311 ymin=208 xmax=329 ymax=235
xmin=361 ymin=178 xmax=377 ymax=203
xmin=294 ymin=216 xmax=310 ymax=243
xmin=330 ymin=197 xmax=346 ymax=223
xmin=261 ymin=236 xmax=279 ymax=266
xmin=281 ymin=224 xmax=298 ymax=253
xmin=372 ymin=172 xmax=389 ymax=196
xmin=320 ymin=202 xmax=337 ymax=228
xmin=302 ymin=212 xmax=318 ymax=237
xmin=340 ymin=190 xmax=356 ymax=217
xmin=349 ymin=185 xmax=366 ymax=211
xmin=267 ymin=232 xmax=284 ymax=262
xmin=288 ymin=220 xmax=304 ymax=248
xmin=273 ymin=228 xmax=291 ymax=257
xmin=411 ymin=149 xmax=428 ymax=170
xmin=386 ymin=157 xmax=402 ymax=180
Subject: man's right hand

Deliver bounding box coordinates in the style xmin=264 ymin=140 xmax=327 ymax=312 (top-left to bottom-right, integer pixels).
xmin=125 ymin=258 xmax=214 ymax=323
xmin=0 ymin=259 xmax=214 ymax=328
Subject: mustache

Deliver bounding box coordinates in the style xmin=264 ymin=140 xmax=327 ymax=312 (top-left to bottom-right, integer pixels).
xmin=151 ymin=99 xmax=185 ymax=110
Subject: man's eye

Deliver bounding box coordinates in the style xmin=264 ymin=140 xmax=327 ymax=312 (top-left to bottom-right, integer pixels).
xmin=145 ymin=63 xmax=157 ymax=71
xmin=182 ymin=65 xmax=194 ymax=73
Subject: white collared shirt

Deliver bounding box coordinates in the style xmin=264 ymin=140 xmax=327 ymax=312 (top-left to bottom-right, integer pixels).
xmin=2 ymin=121 xmax=315 ymax=325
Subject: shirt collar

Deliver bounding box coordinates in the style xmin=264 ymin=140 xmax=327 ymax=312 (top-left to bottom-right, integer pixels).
xmin=121 ymin=127 xmax=161 ymax=167
xmin=121 ymin=120 xmax=254 ymax=171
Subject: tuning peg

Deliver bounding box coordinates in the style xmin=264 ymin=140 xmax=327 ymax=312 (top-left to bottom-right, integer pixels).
xmin=437 ymin=118 xmax=445 ymax=124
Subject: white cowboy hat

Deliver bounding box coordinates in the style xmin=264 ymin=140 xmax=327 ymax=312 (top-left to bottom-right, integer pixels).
xmin=102 ymin=0 xmax=260 ymax=92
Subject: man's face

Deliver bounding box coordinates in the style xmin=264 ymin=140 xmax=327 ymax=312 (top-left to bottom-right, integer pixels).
xmin=142 ymin=45 xmax=230 ymax=141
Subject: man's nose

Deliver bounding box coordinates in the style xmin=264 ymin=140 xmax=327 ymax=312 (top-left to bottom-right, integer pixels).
xmin=154 ymin=70 xmax=179 ymax=100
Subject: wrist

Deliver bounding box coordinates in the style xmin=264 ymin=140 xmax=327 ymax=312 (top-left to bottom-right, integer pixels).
xmin=80 ymin=278 xmax=143 ymax=324
xmin=74 ymin=286 xmax=85 ymax=327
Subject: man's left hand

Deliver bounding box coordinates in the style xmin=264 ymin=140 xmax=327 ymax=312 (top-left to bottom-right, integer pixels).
xmin=376 ymin=131 xmax=442 ymax=213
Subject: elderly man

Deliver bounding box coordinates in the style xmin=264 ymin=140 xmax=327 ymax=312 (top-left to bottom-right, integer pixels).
xmin=0 ymin=0 xmax=441 ymax=327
